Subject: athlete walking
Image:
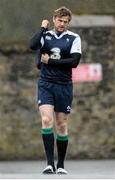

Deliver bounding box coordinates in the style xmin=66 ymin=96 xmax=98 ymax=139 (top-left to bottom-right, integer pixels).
xmin=29 ymin=6 xmax=81 ymax=174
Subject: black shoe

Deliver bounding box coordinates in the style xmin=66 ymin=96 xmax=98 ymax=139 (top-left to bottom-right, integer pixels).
xmin=42 ymin=165 xmax=55 ymax=174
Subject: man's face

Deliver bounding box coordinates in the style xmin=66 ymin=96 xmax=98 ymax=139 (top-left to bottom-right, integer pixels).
xmin=53 ymin=16 xmax=70 ymax=32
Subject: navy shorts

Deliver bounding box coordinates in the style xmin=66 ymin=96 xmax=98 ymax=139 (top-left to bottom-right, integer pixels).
xmin=37 ymin=80 xmax=73 ymax=114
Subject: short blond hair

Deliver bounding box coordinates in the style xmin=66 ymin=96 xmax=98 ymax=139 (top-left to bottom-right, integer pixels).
xmin=53 ymin=6 xmax=72 ymax=22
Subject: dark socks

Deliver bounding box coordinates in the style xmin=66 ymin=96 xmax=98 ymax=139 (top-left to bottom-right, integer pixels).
xmin=56 ymin=134 xmax=68 ymax=169
xmin=41 ymin=128 xmax=55 ymax=170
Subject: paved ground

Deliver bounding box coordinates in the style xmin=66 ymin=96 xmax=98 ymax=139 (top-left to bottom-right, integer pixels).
xmin=0 ymin=160 xmax=114 ymax=179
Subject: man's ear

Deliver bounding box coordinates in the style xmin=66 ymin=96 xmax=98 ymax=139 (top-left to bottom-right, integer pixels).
xmin=53 ymin=16 xmax=55 ymax=23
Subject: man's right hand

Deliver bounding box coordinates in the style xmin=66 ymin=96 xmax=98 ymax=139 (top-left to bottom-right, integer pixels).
xmin=41 ymin=20 xmax=50 ymax=29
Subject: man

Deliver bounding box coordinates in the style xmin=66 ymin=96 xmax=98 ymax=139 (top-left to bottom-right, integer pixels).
xmin=29 ymin=6 xmax=81 ymax=174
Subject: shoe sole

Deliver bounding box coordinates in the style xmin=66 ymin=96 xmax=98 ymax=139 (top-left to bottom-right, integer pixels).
xmin=57 ymin=172 xmax=67 ymax=175
xmin=43 ymin=170 xmax=55 ymax=174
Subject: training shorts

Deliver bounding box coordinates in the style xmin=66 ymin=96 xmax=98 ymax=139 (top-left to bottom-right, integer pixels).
xmin=37 ymin=80 xmax=73 ymax=114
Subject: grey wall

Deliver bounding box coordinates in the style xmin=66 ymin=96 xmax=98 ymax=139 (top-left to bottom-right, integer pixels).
xmin=0 ymin=0 xmax=115 ymax=43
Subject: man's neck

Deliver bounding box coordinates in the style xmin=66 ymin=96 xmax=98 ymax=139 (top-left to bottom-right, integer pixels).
xmin=56 ymin=31 xmax=62 ymax=37
xmin=53 ymin=29 xmax=66 ymax=36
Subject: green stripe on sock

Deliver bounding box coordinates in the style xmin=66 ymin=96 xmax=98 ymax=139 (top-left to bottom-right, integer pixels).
xmin=41 ymin=128 xmax=53 ymax=134
xmin=57 ymin=134 xmax=69 ymax=141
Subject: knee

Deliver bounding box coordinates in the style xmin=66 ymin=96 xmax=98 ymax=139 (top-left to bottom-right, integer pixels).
xmin=42 ymin=115 xmax=52 ymax=128
xmin=57 ymin=122 xmax=68 ymax=135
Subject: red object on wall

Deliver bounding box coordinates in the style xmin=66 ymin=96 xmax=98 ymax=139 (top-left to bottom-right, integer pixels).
xmin=72 ymin=63 xmax=102 ymax=82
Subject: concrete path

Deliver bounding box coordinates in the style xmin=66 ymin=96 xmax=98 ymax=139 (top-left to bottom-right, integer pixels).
xmin=0 ymin=160 xmax=114 ymax=179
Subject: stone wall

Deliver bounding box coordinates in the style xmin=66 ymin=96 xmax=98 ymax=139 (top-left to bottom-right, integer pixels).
xmin=69 ymin=26 xmax=115 ymax=159
xmin=0 ymin=26 xmax=115 ymax=159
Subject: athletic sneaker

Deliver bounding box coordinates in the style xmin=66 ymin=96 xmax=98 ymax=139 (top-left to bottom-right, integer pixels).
xmin=57 ymin=168 xmax=68 ymax=174
xmin=42 ymin=165 xmax=55 ymax=174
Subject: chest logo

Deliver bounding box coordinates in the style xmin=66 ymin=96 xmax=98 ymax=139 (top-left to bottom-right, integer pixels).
xmin=66 ymin=38 xmax=70 ymax=42
xmin=45 ymin=36 xmax=52 ymax=40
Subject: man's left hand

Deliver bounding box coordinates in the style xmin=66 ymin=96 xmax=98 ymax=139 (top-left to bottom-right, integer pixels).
xmin=41 ymin=54 xmax=49 ymax=64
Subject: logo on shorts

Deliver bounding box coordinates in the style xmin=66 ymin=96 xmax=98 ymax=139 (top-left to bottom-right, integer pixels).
xmin=67 ymin=106 xmax=71 ymax=112
xmin=38 ymin=100 xmax=41 ymax=105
